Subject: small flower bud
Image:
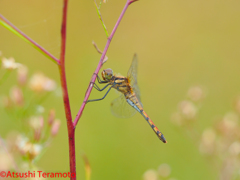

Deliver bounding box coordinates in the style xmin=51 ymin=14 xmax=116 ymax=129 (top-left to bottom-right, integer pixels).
xmin=234 ymin=96 xmax=240 ymax=114
xmin=51 ymin=119 xmax=61 ymax=136
xmin=187 ymin=86 xmax=205 ymax=102
xmin=10 ymin=86 xmax=24 ymax=106
xmin=158 ymin=164 xmax=171 ymax=178
xmin=217 ymin=112 xmax=238 ymax=136
xmin=229 ymin=141 xmax=240 ymax=156
xmin=29 ymin=116 xmax=44 ymax=130
xmin=36 ymin=105 xmax=45 ymax=114
xmin=178 ymin=100 xmax=197 ymax=119
xmin=29 ymin=116 xmax=44 ymax=141
xmin=143 ymin=170 xmax=158 ymax=180
xmin=48 ymin=109 xmax=55 ymax=126
xmin=17 ymin=65 xmax=28 ymax=86
xmin=199 ymin=128 xmax=216 ymax=154
xmin=39 ymin=116 xmax=44 ymax=129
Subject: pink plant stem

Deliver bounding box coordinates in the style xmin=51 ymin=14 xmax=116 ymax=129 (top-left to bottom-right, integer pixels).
xmin=58 ymin=0 xmax=76 ymax=179
xmin=73 ymin=0 xmax=135 ymax=127
xmin=0 ymin=1 xmax=137 ymax=179
xmin=0 ymin=14 xmax=60 ymax=65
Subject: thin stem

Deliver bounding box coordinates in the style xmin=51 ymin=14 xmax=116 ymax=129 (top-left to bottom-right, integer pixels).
xmin=0 ymin=70 xmax=11 ymax=86
xmin=0 ymin=14 xmax=60 ymax=65
xmin=73 ymin=0 xmax=136 ymax=127
xmin=129 ymin=0 xmax=138 ymax=5
xmin=99 ymin=0 xmax=103 ymax=9
xmin=92 ymin=41 xmax=108 ymax=63
xmin=59 ymin=0 xmax=72 ymax=130
xmin=58 ymin=0 xmax=76 ymax=179
xmin=94 ymin=0 xmax=109 ymax=37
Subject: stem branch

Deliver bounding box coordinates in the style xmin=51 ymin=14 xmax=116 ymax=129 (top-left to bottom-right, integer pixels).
xmin=73 ymin=0 xmax=135 ymax=127
xmin=0 ymin=14 xmax=60 ymax=65
xmin=58 ymin=0 xmax=76 ymax=179
xmin=94 ymin=0 xmax=109 ymax=37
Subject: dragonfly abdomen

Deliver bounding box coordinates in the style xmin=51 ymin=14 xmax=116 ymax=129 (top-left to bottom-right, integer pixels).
xmin=141 ymin=111 xmax=167 ymax=143
xmin=125 ymin=92 xmax=143 ymax=111
xmin=126 ymin=99 xmax=142 ymax=113
xmin=125 ymin=94 xmax=167 ymax=143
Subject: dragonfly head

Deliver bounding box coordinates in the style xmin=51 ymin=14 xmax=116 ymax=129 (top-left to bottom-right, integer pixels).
xmin=102 ymin=68 xmax=113 ymax=81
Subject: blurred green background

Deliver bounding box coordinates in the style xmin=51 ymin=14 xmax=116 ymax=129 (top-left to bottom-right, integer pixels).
xmin=1 ymin=0 xmax=240 ymax=179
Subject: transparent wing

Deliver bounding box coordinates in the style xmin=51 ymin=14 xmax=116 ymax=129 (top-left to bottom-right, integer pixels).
xmin=110 ymin=93 xmax=137 ymax=118
xmin=127 ymin=54 xmax=143 ymax=106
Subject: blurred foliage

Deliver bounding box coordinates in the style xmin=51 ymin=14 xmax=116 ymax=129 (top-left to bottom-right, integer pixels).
xmin=0 ymin=53 xmax=61 ymax=177
xmin=1 ymin=0 xmax=240 ymax=180
xmin=171 ymin=86 xmax=240 ymax=180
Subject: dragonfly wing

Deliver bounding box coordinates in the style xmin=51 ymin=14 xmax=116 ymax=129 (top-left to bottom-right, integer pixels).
xmin=127 ymin=54 xmax=143 ymax=107
xmin=110 ymin=93 xmax=137 ymax=118
xmin=127 ymin=54 xmax=138 ymax=88
xmin=132 ymin=84 xmax=143 ymax=107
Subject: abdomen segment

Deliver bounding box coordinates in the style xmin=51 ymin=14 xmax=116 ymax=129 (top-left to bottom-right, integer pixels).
xmin=126 ymin=98 xmax=167 ymax=143
xmin=142 ymin=110 xmax=167 ymax=143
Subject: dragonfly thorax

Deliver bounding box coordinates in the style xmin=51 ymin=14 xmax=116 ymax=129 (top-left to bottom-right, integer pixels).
xmin=102 ymin=68 xmax=113 ymax=81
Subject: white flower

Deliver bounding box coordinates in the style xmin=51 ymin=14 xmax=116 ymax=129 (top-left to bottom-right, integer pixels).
xmin=143 ymin=170 xmax=158 ymax=180
xmin=187 ymin=86 xmax=205 ymax=102
xmin=16 ymin=135 xmax=42 ymax=159
xmin=199 ymin=128 xmax=216 ymax=154
xmin=30 ymin=144 xmax=42 ymax=157
xmin=29 ymin=116 xmax=44 ymax=130
xmin=229 ymin=142 xmax=240 ymax=156
xmin=158 ymin=164 xmax=171 ymax=178
xmin=2 ymin=57 xmax=21 ymax=70
xmin=29 ymin=73 xmax=56 ymax=92
xmin=222 ymin=112 xmax=238 ymax=131
xmin=16 ymin=135 xmax=30 ymax=155
xmin=201 ymin=128 xmax=216 ymax=145
xmin=178 ymin=100 xmax=197 ymax=119
xmin=36 ymin=105 xmax=45 ymax=114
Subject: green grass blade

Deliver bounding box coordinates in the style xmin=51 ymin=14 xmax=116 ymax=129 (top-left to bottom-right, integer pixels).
xmin=0 ymin=15 xmax=59 ymax=64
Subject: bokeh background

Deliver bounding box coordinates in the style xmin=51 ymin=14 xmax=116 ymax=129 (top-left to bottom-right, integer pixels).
xmin=1 ymin=0 xmax=240 ymax=179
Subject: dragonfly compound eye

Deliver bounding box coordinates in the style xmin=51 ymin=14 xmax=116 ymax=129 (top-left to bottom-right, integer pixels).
xmin=104 ymin=68 xmax=113 ymax=80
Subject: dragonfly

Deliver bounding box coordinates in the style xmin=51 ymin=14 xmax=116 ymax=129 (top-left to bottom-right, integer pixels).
xmin=88 ymin=54 xmax=167 ymax=143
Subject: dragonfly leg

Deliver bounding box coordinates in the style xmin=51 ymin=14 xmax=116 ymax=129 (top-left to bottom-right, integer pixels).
xmin=94 ymin=73 xmax=108 ymax=84
xmin=93 ymin=83 xmax=111 ymax=91
xmin=88 ymin=74 xmax=108 ymax=91
xmin=87 ymin=87 xmax=112 ymax=103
